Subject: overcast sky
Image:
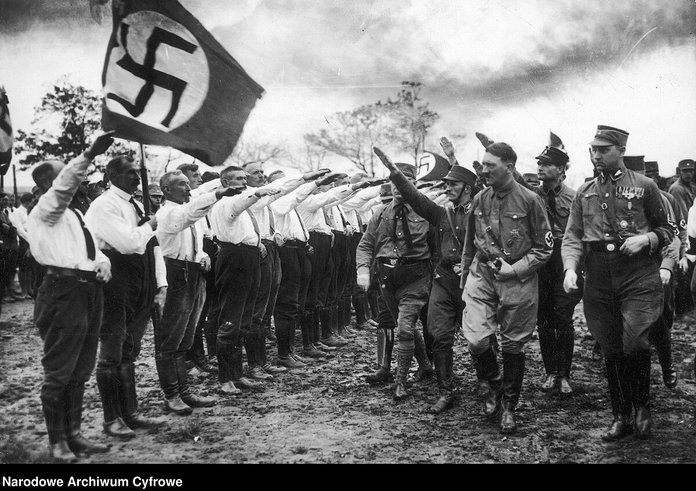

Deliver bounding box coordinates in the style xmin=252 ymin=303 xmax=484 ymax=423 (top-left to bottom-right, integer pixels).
xmin=1 ymin=0 xmax=695 ymax=188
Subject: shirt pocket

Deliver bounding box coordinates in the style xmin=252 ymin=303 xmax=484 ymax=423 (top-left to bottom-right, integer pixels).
xmin=500 ymin=211 xmax=528 ymax=252
xmin=581 ymin=192 xmax=601 ymax=217
xmin=406 ymin=214 xmax=430 ymax=240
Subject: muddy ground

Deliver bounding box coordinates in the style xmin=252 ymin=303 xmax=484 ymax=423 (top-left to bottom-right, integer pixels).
xmin=1 ymin=296 xmax=695 ymax=465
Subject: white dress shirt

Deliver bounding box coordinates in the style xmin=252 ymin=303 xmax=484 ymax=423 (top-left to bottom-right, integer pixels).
xmin=209 ymin=190 xmax=262 ymax=246
xmin=156 ymin=192 xmax=219 ymax=262
xmin=27 ymin=153 xmax=110 ymax=272
xmin=9 ymin=206 xmax=29 ymax=243
xmin=249 ymin=176 xmax=305 ymax=239
xmin=298 ymin=185 xmax=353 ymax=234
xmin=86 ymin=185 xmax=167 ymax=287
xmin=269 ymin=182 xmax=317 ymax=242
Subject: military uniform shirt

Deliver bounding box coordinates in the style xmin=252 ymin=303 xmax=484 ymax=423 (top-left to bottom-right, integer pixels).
xmin=461 ymin=177 xmax=553 ymax=281
xmin=668 ymin=179 xmax=696 ymax=226
xmin=562 ymin=165 xmax=674 ymax=273
xmin=536 ymin=183 xmax=575 ymax=240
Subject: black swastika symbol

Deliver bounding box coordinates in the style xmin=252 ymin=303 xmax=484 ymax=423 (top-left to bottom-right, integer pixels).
xmin=0 ymin=101 xmax=11 ymax=137
xmin=107 ymin=22 xmax=198 ymax=128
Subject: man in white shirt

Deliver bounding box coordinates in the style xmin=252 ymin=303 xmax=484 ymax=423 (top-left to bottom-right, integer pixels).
xmin=9 ymin=192 xmax=33 ymax=299
xmin=28 ymin=132 xmax=114 ymax=462
xmin=209 ymin=166 xmax=280 ymax=394
xmin=244 ymin=163 xmax=330 ymax=378
xmin=154 ymin=170 xmax=242 ymax=413
xmin=86 ymin=155 xmax=168 ymax=440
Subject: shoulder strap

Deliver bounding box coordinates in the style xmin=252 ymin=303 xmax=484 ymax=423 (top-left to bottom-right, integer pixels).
xmin=445 ymin=207 xmax=462 ymax=248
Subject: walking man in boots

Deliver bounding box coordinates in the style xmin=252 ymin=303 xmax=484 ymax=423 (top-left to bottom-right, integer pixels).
xmin=29 ymin=132 xmax=115 ymax=461
xmin=563 ymin=126 xmax=673 ymax=440
xmin=86 ymin=155 xmax=168 ymax=440
xmin=460 ymin=142 xmax=553 ymax=434
xmin=375 ymin=144 xmax=477 ymax=413
xmin=357 ymin=151 xmax=438 ymax=401
xmin=534 ymin=141 xmax=583 ymax=395
xmin=154 ymin=170 xmax=243 ymax=414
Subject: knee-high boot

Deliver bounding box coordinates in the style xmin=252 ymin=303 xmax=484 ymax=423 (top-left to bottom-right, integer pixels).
xmin=41 ymin=391 xmax=78 ymax=462
xmin=500 ymin=352 xmax=525 ymax=434
xmin=65 ymin=381 xmax=110 ymax=455
xmin=118 ymin=362 xmax=160 ymax=429
xmin=394 ymin=341 xmax=413 ymax=400
xmin=176 ymin=352 xmax=215 ymax=408
xmin=473 ymin=347 xmax=502 ymax=420
xmin=631 ymin=351 xmax=652 ymax=439
xmin=301 ymin=310 xmax=325 ymax=358
xmin=428 ymin=350 xmax=455 ymax=413
xmin=156 ymin=355 xmax=191 ymax=415
xmin=602 ymin=354 xmax=633 ymax=441
xmin=413 ymin=330 xmax=434 ymax=382
xmin=320 ymin=306 xmax=347 ymax=347
xmin=366 ymin=329 xmax=394 ymax=384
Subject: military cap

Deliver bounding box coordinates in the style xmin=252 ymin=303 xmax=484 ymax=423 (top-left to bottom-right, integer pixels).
xmin=522 ymin=173 xmax=540 ymax=185
xmin=441 ymin=165 xmax=477 ymax=186
xmin=148 ymin=183 xmax=163 ymax=196
xmin=536 ymin=146 xmax=569 ymax=167
xmin=644 ymin=161 xmax=660 ymax=176
xmin=678 ymin=159 xmax=695 ymax=171
xmin=589 ymin=125 xmax=629 ymax=147
xmin=624 ymin=155 xmax=645 ymax=173
xmin=395 ymin=163 xmax=417 ymax=179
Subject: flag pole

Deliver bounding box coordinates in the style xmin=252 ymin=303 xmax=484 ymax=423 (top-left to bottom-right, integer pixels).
xmin=11 ymin=163 xmax=17 ymax=202
xmin=139 ymin=143 xmax=151 ymax=216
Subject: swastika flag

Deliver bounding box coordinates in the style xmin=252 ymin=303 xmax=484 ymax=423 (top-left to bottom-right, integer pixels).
xmin=101 ymin=0 xmax=265 ymax=166
xmin=0 ymin=86 xmax=12 ymax=176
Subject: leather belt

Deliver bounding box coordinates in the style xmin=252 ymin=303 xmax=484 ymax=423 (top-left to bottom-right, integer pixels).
xmin=587 ymin=241 xmax=622 ymax=253
xmin=164 ymin=257 xmax=203 ymax=270
xmin=282 ymin=239 xmax=307 ymax=248
xmin=475 ymin=252 xmax=520 ymax=265
xmin=378 ymin=257 xmax=429 ymax=267
xmin=309 ymin=230 xmax=332 ymax=237
xmin=45 ymin=266 xmax=98 ymax=282
xmin=218 ymin=241 xmax=260 ymax=252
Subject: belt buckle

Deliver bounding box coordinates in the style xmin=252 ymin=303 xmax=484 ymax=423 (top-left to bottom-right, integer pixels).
xmin=606 ymin=243 xmax=616 ymax=252
xmin=389 ymin=259 xmax=398 ymax=266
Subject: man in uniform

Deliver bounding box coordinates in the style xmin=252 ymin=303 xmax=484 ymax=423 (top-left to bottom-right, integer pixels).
xmin=460 ymin=142 xmax=553 ymax=434
xmin=535 ymin=142 xmax=583 ymax=395
xmin=357 ymin=151 xmax=438 ymax=401
xmin=633 ymin=158 xmax=683 ymax=389
xmin=668 ymin=158 xmax=696 ymax=316
xmin=562 ymin=126 xmax=673 ymax=440
xmin=154 ymin=170 xmax=242 ymax=414
xmin=376 ymin=145 xmax=477 ymax=413
xmin=29 ymin=132 xmax=114 ymax=461
xmin=87 ymin=155 xmax=169 ymax=440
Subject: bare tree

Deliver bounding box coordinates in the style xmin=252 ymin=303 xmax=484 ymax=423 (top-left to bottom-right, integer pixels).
xmin=288 ymin=136 xmax=328 ymax=173
xmin=228 ymin=137 xmax=288 ymax=167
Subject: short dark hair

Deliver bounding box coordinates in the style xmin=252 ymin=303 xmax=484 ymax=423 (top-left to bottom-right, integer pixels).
xmin=220 ymin=166 xmax=245 ymax=180
xmin=177 ymin=163 xmax=199 ymax=175
xmin=31 ymin=160 xmax=63 ymax=187
xmin=20 ymin=192 xmax=33 ymax=205
xmin=105 ymin=155 xmax=135 ymax=181
xmin=486 ymin=142 xmax=517 ymax=165
xmin=159 ymin=170 xmax=183 ymax=191
xmin=267 ymin=170 xmax=285 ymax=182
xmin=201 ymin=171 xmax=220 ymax=183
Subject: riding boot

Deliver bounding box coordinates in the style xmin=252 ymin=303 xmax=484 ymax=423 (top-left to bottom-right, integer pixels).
xmin=156 ymin=355 xmax=191 ymax=415
xmin=320 ymin=306 xmax=347 ymax=347
xmin=118 ymin=362 xmax=160 ymax=429
xmin=301 ymin=311 xmax=325 ymax=358
xmin=366 ymin=329 xmax=394 ymax=384
xmin=41 ymin=392 xmax=78 ymax=462
xmin=413 ymin=330 xmax=434 ymax=382
xmin=176 ymin=353 xmax=215 ymax=408
xmin=631 ymin=351 xmax=653 ymax=439
xmin=474 ymin=347 xmax=503 ymax=420
xmin=394 ymin=345 xmax=413 ymax=400
xmin=65 ymin=381 xmax=110 ymax=455
xmin=500 ymin=352 xmax=525 ymax=435
xmin=312 ymin=308 xmax=335 ymax=353
xmin=602 ymin=355 xmax=633 ymax=441
xmin=653 ymin=329 xmax=677 ymax=389
xmin=96 ymin=366 xmax=124 ymax=427
xmin=536 ymin=325 xmax=556 ymax=378
xmin=336 ymin=303 xmax=355 ymax=339
xmin=352 ymin=293 xmax=368 ymax=327
xmin=428 ymin=350 xmax=455 ymax=413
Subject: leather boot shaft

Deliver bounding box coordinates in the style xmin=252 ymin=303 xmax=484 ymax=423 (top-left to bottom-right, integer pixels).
xmin=394 ymin=347 xmax=413 ymax=400
xmin=117 ymin=362 xmax=138 ymax=419
xmin=41 ymin=393 xmax=67 ymax=445
xmin=64 ymin=381 xmax=85 ymax=439
xmin=155 ymin=356 xmax=180 ymax=400
xmin=96 ymin=367 xmax=122 ymax=424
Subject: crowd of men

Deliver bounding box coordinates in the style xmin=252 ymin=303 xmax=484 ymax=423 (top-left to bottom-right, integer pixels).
xmin=2 ymin=124 xmax=696 ymax=462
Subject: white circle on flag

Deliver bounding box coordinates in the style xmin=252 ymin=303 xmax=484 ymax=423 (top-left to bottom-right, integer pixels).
xmin=417 ymin=152 xmax=436 ymax=180
xmin=0 ymin=105 xmax=11 ymax=152
xmin=103 ymin=10 xmax=209 ymax=132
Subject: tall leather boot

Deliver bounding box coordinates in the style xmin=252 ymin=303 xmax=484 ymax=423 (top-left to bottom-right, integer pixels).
xmin=413 ymin=330 xmax=434 ymax=382
xmin=631 ymin=351 xmax=653 ymax=439
xmin=474 ymin=347 xmax=502 ymax=420
xmin=602 ymin=355 xmax=633 ymax=441
xmin=231 ymin=338 xmax=262 ymax=389
xmin=312 ymin=308 xmax=335 ymax=355
xmin=342 ymin=297 xmax=357 ymax=334
xmin=653 ymin=329 xmax=677 ymax=389
xmin=366 ymin=329 xmax=394 ymax=384
xmin=176 ymin=353 xmax=215 ymax=408
xmin=119 ymin=362 xmax=160 ymax=430
xmin=500 ymin=352 xmax=525 ymax=435
xmin=428 ymin=350 xmax=455 ymax=413
xmin=301 ymin=311 xmax=325 ymax=359
xmin=96 ymin=367 xmax=134 ymax=439
xmin=352 ymin=293 xmax=368 ymax=328
xmin=368 ymin=288 xmax=379 ymax=320
xmin=217 ymin=339 xmax=241 ymax=394
xmin=156 ymin=355 xmax=192 ymax=415
xmin=394 ymin=344 xmax=413 ymax=400
xmin=320 ymin=306 xmax=347 ymax=347
xmin=556 ymin=327 xmax=575 ymax=394
xmin=65 ymin=381 xmax=110 ymax=455
xmin=205 ymin=317 xmax=218 ymax=357
xmin=336 ymin=303 xmax=355 ymax=339
xmin=41 ymin=392 xmax=78 ymax=463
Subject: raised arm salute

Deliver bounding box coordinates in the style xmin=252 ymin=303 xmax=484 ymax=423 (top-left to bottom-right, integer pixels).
xmin=28 ymin=132 xmax=114 ymax=462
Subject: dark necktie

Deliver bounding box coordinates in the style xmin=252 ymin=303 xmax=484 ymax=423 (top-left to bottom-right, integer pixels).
xmin=189 ymin=225 xmax=198 ymax=259
xmin=547 ymin=189 xmax=558 ymax=217
xmin=267 ymin=206 xmax=275 ymax=234
xmin=129 ymin=197 xmax=149 ymax=226
xmin=393 ymin=203 xmax=413 ymax=248
xmin=70 ymin=207 xmax=96 ymax=260
xmin=322 ymin=207 xmax=333 ymax=228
